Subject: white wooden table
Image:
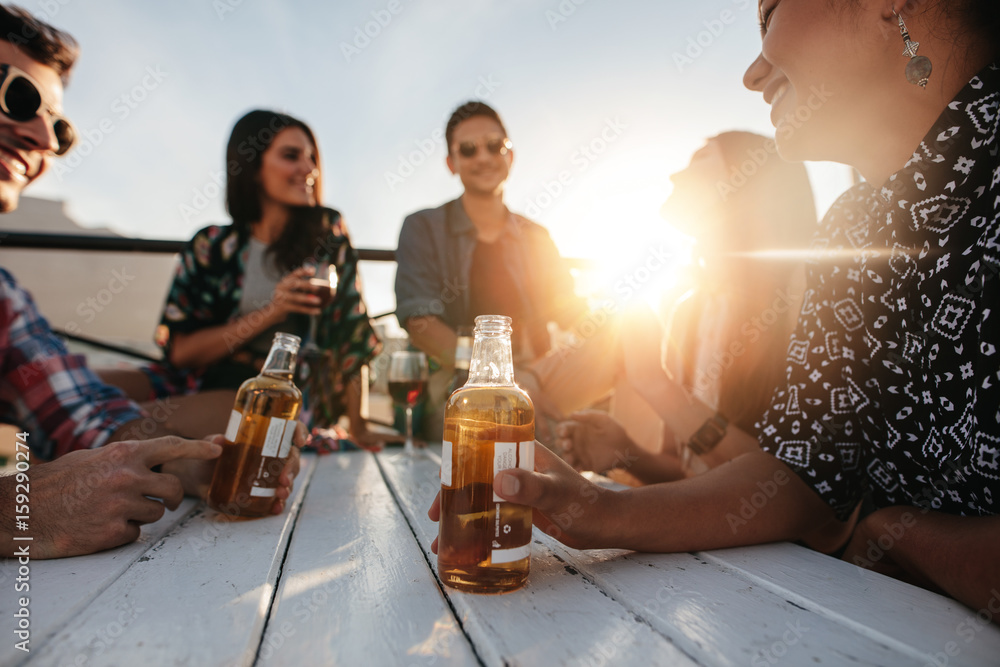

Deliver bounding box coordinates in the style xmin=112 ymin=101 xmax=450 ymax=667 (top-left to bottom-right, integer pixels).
xmin=3 ymin=448 xmax=999 ymax=666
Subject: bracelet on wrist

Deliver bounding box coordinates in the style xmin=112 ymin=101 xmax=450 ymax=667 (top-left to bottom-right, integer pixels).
xmin=685 ymin=412 xmax=729 ymax=457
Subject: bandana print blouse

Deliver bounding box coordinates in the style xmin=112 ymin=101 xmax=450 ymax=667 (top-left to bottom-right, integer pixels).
xmin=757 ymin=62 xmax=1000 ymax=520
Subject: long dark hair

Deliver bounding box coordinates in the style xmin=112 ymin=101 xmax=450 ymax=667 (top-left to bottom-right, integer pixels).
xmin=225 ymin=109 xmax=328 ymax=272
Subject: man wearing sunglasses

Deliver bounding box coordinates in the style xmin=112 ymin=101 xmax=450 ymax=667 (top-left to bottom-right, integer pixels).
xmin=0 ymin=6 xmax=301 ymax=560
xmin=395 ymin=101 xmax=590 ymax=441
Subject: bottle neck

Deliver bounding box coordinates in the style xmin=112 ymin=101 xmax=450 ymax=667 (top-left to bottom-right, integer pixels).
xmin=467 ymin=332 xmax=515 ymax=386
xmin=261 ymin=346 xmax=298 ymax=381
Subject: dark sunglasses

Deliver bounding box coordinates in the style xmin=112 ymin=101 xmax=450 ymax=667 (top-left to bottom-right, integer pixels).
xmin=0 ymin=64 xmax=75 ymax=156
xmin=456 ymin=137 xmax=512 ymax=158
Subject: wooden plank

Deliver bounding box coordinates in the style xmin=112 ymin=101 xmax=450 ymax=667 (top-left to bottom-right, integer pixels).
xmin=377 ymin=448 xmax=698 ymax=667
xmin=258 ymin=452 xmax=478 ymax=666
xmin=540 ymin=540 xmax=922 ymax=667
xmin=0 ymin=497 xmax=199 ymax=667
xmin=574 ymin=473 xmax=999 ymax=664
xmin=703 ymin=543 xmax=1000 ymax=666
xmin=22 ymin=456 xmax=316 ymax=667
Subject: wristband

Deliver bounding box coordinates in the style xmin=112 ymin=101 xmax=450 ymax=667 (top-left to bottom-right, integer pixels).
xmin=685 ymin=413 xmax=729 ymax=456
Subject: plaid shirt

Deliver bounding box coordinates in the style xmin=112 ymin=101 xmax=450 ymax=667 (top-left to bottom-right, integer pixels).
xmin=0 ymin=268 xmax=144 ymax=460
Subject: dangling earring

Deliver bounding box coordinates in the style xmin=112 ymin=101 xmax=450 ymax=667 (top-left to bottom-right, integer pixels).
xmin=894 ymin=10 xmax=932 ymax=88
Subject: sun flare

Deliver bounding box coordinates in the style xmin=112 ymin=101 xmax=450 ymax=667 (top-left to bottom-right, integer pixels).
xmin=540 ymin=150 xmax=695 ymax=311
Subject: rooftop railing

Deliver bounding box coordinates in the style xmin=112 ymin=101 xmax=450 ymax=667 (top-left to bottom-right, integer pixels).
xmin=4 ymin=230 xmax=594 ymax=362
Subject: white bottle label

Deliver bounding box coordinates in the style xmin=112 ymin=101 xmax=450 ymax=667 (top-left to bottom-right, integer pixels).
xmin=262 ymin=417 xmax=290 ymax=458
xmin=491 ymin=543 xmax=531 ymax=564
xmin=277 ymin=421 xmax=295 ymax=458
xmin=441 ymin=441 xmax=453 ymax=487
xmin=519 ymin=440 xmax=534 ymax=472
xmin=493 ymin=442 xmax=518 ymax=502
xmin=224 ymin=409 xmax=241 ymax=442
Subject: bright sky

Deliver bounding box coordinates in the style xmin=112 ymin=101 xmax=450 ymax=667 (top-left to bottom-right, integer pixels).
xmin=28 ymin=0 xmax=853 ymax=317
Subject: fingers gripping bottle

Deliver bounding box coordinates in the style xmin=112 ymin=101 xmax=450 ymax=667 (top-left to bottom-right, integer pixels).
xmin=438 ymin=315 xmax=534 ymax=593
xmin=208 ymin=332 xmax=303 ymax=518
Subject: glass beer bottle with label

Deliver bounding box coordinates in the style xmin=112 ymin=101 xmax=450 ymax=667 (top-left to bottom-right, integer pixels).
xmin=438 ymin=315 xmax=534 ymax=593
xmin=207 ymin=332 xmax=303 ymax=518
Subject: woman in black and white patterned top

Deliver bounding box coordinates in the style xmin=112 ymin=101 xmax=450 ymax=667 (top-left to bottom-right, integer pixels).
xmin=444 ymin=0 xmax=1000 ymax=618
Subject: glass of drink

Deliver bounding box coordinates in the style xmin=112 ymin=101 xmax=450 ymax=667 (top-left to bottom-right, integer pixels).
xmin=303 ymin=261 xmax=337 ymax=353
xmin=387 ymin=350 xmax=428 ymax=459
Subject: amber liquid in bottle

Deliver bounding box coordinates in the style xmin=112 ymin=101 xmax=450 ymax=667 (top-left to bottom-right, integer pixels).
xmin=207 ymin=333 xmax=302 ymax=518
xmin=438 ymin=316 xmax=534 ymax=594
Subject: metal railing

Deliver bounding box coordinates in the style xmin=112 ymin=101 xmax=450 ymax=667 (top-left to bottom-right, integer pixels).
xmin=0 ymin=231 xmax=398 ymax=262
xmin=2 ymin=231 xmax=399 ymax=361
xmin=4 ymin=230 xmax=595 ymax=362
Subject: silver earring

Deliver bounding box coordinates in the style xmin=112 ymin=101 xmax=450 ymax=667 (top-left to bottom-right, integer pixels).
xmin=894 ymin=10 xmax=932 ymax=88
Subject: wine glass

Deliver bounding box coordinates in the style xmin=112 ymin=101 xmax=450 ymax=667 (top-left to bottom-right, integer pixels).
xmin=387 ymin=351 xmax=429 ymax=459
xmin=302 ymin=260 xmax=337 ymax=354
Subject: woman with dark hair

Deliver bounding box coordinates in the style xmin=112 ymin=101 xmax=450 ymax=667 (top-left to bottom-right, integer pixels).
xmin=432 ymin=0 xmax=1000 ymax=616
xmin=105 ymin=110 xmax=380 ymax=447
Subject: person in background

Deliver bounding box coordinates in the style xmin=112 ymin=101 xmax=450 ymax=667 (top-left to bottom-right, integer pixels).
xmin=559 ymin=131 xmax=814 ymax=482
xmin=432 ymin=0 xmax=1000 ymax=619
xmin=0 ymin=6 xmax=300 ymax=560
xmin=102 ymin=110 xmax=381 ymax=450
xmin=557 ymin=131 xmax=856 ymax=553
xmin=394 ymin=101 xmax=587 ymax=440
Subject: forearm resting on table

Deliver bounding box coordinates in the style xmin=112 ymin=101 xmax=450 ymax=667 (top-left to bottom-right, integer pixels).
xmin=405 ymin=316 xmax=457 ymax=365
xmin=598 ymin=451 xmax=833 ymax=552
xmin=170 ymin=308 xmax=282 ymax=368
xmin=865 ymin=509 xmax=1000 ymax=617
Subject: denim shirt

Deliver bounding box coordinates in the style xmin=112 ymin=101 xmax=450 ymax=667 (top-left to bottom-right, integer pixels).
xmin=394 ymin=198 xmax=583 ymax=359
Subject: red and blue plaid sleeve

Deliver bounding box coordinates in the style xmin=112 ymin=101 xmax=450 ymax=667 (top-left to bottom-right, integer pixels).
xmin=0 ymin=269 xmax=145 ymax=460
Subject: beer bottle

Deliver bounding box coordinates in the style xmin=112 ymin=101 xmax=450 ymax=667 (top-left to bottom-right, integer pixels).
xmin=207 ymin=332 xmax=303 ymax=518
xmin=438 ymin=315 xmax=534 ymax=593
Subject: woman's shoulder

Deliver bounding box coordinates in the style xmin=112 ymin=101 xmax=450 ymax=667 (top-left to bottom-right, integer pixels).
xmin=186 ymin=223 xmax=243 ymax=246
xmin=316 ymin=207 xmax=351 ymax=244
xmin=186 ymin=223 xmax=245 ymax=267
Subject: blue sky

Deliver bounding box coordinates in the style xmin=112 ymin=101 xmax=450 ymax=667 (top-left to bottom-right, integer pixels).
xmin=27 ymin=0 xmax=852 ymax=316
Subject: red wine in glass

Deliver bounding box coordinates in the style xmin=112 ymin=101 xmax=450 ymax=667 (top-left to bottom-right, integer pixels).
xmin=308 ymin=278 xmax=335 ymax=307
xmin=387 ymin=350 xmax=429 ymax=458
xmin=388 ymin=380 xmax=426 ymax=407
